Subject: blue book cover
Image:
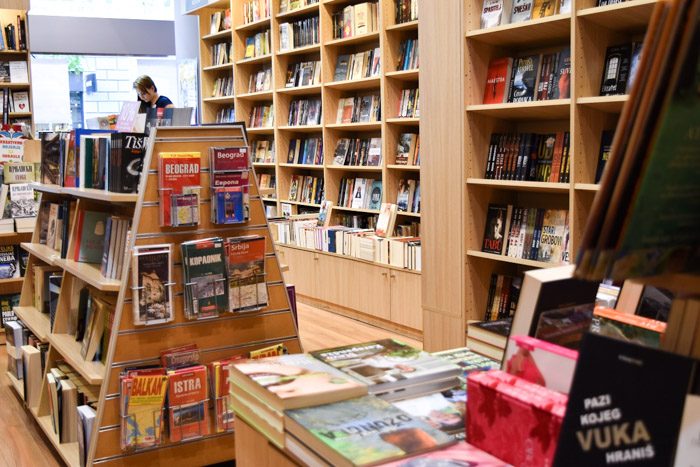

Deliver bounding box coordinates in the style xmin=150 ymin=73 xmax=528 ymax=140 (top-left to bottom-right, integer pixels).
xmin=214 ymin=189 xmax=244 ymax=224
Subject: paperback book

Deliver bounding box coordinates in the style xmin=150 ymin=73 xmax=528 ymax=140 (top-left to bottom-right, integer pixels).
xmin=158 ymin=152 xmax=201 ymax=227
xmin=226 ymin=235 xmax=268 ymax=312
xmin=9 ymin=182 xmax=37 ymax=218
xmin=181 ymin=237 xmax=229 ymax=319
xmin=120 ymin=368 xmax=168 ymax=450
xmin=131 ymin=244 xmax=174 ymax=326
xmin=167 ymin=365 xmax=210 ymax=442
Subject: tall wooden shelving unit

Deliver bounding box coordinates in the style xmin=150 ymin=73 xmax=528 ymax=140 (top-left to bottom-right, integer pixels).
xmin=0 ymin=9 xmax=34 ymax=132
xmin=188 ymin=0 xmax=424 ymax=337
xmin=8 ymin=125 xmax=301 ymax=466
xmin=421 ymin=0 xmax=660 ymax=350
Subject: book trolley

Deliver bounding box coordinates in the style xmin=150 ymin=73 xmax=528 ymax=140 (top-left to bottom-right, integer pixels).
xmin=10 ymin=124 xmax=301 ymax=466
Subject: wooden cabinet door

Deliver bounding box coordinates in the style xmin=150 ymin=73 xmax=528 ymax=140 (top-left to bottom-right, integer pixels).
xmin=329 ymin=256 xmax=391 ymax=321
xmin=390 ymin=270 xmax=423 ymax=330
xmin=276 ymin=246 xmax=318 ymax=298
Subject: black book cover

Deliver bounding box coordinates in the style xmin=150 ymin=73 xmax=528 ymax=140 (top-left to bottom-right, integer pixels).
xmin=554 ymin=333 xmax=695 ymax=466
xmin=600 ymin=43 xmax=632 ymax=96
xmin=527 ymin=277 xmax=599 ymax=337
xmin=110 ymin=133 xmax=146 ymax=193
xmin=482 ymin=204 xmax=508 ymax=254
xmin=509 ymin=54 xmax=540 ymax=103
xmin=473 ymin=317 xmax=512 ymax=337
xmin=75 ymin=287 xmax=90 ymax=342
xmin=595 ymin=130 xmax=615 ymax=183
xmin=551 ymin=48 xmax=571 ymax=99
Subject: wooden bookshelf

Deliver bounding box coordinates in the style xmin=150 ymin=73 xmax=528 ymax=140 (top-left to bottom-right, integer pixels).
xmin=6 ymin=370 xmax=23 ymax=397
xmin=420 ymin=0 xmax=660 ymax=350
xmin=11 ymin=126 xmax=301 ymax=466
xmin=0 ymin=9 xmax=33 ymax=132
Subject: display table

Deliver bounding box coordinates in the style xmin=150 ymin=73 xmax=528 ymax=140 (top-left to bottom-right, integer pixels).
xmin=235 ymin=418 xmax=300 ymax=467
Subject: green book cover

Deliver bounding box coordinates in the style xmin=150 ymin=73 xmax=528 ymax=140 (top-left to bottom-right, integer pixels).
xmin=286 ymin=395 xmax=454 ymax=466
xmin=610 ymin=24 xmax=700 ymax=278
xmin=181 ymin=237 xmax=228 ymax=319
xmin=78 ymin=211 xmax=108 ymax=264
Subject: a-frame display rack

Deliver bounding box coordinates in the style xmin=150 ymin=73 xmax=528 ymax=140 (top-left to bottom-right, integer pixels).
xmin=12 ymin=125 xmax=301 ymax=466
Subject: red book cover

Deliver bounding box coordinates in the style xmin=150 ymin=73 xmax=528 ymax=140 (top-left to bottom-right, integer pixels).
xmin=158 ymin=152 xmax=201 ymax=227
xmin=549 ymin=132 xmax=565 ymax=183
xmin=467 ymin=370 xmax=567 ymax=467
xmin=483 ymin=58 xmax=513 ymax=104
xmin=209 ymin=146 xmax=249 ymax=172
xmin=167 ymin=365 xmax=210 ymax=442
xmin=210 ymin=356 xmax=243 ymax=432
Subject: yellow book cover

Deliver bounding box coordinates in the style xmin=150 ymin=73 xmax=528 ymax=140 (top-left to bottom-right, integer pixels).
xmin=123 ymin=374 xmax=168 ymax=448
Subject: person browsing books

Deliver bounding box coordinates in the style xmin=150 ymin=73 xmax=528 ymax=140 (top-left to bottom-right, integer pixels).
xmin=133 ymin=75 xmax=174 ymax=112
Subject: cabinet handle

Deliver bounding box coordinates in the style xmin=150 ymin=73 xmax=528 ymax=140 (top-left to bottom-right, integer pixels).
xmin=390 ymin=273 xmax=396 ymax=279
xmin=381 ymin=272 xmax=388 ymax=277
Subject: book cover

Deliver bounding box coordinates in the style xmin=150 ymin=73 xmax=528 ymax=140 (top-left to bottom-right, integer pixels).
xmin=481 ymin=0 xmax=507 ymax=29
xmin=0 ymin=244 xmax=17 ymax=279
xmin=3 ymin=162 xmax=34 ymax=183
xmin=11 ymin=90 xmax=29 ymax=112
xmin=532 ymin=0 xmax=557 ymax=18
xmin=554 ymin=333 xmax=695 ymax=466
xmin=674 ymin=391 xmax=700 ymax=467
xmin=594 ymin=129 xmax=614 ymax=183
xmin=170 ymin=193 xmax=199 ymax=227
xmin=483 ymin=57 xmax=513 ymax=104
xmin=230 ymin=353 xmax=367 ymax=410
xmin=590 ymin=306 xmax=666 ymax=348
xmin=121 ymin=371 xmax=168 ymax=449
xmin=181 ymin=237 xmax=228 ymax=319
xmin=158 ymin=152 xmax=201 ymax=227
xmin=76 ymin=210 xmax=108 ymax=264
xmin=310 ymin=339 xmax=461 ymax=391
xmin=211 ymin=356 xmax=244 ymax=432
xmin=167 ymin=365 xmax=210 ymax=442
xmin=375 ymin=203 xmax=397 ymax=238
xmin=212 ymin=188 xmax=245 ymax=224
xmin=537 ymin=209 xmax=568 ymax=263
xmin=226 ymin=235 xmax=268 ymax=312
xmin=503 ymin=334 xmax=578 ymax=394
xmin=379 ymin=441 xmax=511 ymax=466
xmin=9 ymin=182 xmax=37 ymax=218
xmin=431 ymin=347 xmax=500 ymax=374
xmin=508 ymin=55 xmax=540 ymax=103
xmin=396 ymin=179 xmax=410 ymax=212
xmin=599 ymin=43 xmax=632 ymax=96
xmin=285 ymin=395 xmax=455 ymax=466
xmin=368 ymin=181 xmax=382 ymax=211
xmin=511 ymin=0 xmax=534 ymax=23
xmin=209 ymin=146 xmax=249 ymax=172
xmin=482 ymin=204 xmax=508 ymax=254
xmin=551 ymin=47 xmax=571 ymax=99
xmin=392 ymin=390 xmax=466 ymax=434
xmin=131 ymin=245 xmax=173 ymax=326
xmin=110 ymin=133 xmax=146 ymax=193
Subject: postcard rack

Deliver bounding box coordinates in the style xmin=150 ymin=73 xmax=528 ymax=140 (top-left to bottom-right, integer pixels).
xmin=12 ymin=125 xmax=301 ymax=467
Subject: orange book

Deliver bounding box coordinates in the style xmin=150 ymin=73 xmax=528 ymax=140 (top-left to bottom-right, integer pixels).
xmin=167 ymin=365 xmax=210 ymax=442
xmin=483 ymin=57 xmax=513 ymax=104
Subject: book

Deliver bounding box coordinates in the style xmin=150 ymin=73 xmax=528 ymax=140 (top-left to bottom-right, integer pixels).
xmin=468 ymin=318 xmax=511 ymax=349
xmin=532 ymin=0 xmax=558 ymax=18
xmin=109 ymin=133 xmax=146 ymax=193
xmin=167 ymin=365 xmax=210 ymax=442
xmin=310 ymin=339 xmax=461 ymax=398
xmin=483 ymin=57 xmax=513 ymax=104
xmin=536 ymin=209 xmax=568 ymax=263
xmin=375 ymin=203 xmax=397 ymax=237
xmin=368 ymin=180 xmax=382 ymax=211
xmin=181 ymin=237 xmax=229 ymax=319
xmin=158 ymin=152 xmax=201 ymax=227
xmin=74 ymin=210 xmax=109 ymax=264
xmin=481 ymin=0 xmax=511 ymax=29
xmin=77 ymin=405 xmax=96 ymax=467
xmin=594 ymin=129 xmax=614 ymax=183
xmin=554 ymin=333 xmax=695 ymax=466
xmin=120 ymin=368 xmax=168 ymax=450
xmin=11 ymin=90 xmax=29 ymax=113
xmin=508 ymin=55 xmax=540 ymax=102
xmin=226 ymin=235 xmax=268 ymax=312
xmin=285 ymin=395 xmax=455 ymax=467
xmin=482 ymin=204 xmax=509 ymax=254
xmin=590 ymin=306 xmax=667 ymax=348
xmin=551 ymin=47 xmax=571 ymax=99
xmin=511 ymin=0 xmax=534 ymax=23
xmin=600 ymin=43 xmax=632 ymax=96
xmin=378 ymin=441 xmax=510 ymax=466
xmin=3 ymin=162 xmax=34 ymax=183
xmin=391 ymin=389 xmax=466 ymax=434
xmin=210 ymin=356 xmax=243 ymax=433
xmin=0 ymin=244 xmax=18 ymax=279
xmin=503 ymin=334 xmax=578 ymax=394
xmin=131 ymin=244 xmax=173 ymax=326
xmin=9 ymin=182 xmax=37 ymax=218
xmin=229 ymin=353 xmax=367 ymax=411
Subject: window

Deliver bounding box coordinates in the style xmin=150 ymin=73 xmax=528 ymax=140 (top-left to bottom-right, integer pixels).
xmin=29 ymin=0 xmax=174 ymax=21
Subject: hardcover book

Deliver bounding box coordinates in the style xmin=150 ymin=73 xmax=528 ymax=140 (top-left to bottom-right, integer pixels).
xmin=75 ymin=210 xmax=109 ymax=264
xmin=131 ymin=244 xmax=173 ymax=326
xmin=158 ymin=152 xmax=201 ymax=227
xmin=508 ymin=55 xmax=540 ymax=103
xmin=167 ymin=365 xmax=210 ymax=442
xmin=109 ymin=133 xmax=146 ymax=193
xmin=181 ymin=237 xmax=229 ymax=319
xmin=285 ymin=395 xmax=455 ymax=467
xmin=226 ymin=235 xmax=268 ymax=312
xmin=599 ymin=43 xmax=632 ymax=96
xmin=482 ymin=204 xmax=509 ymax=254
xmin=483 ymin=57 xmax=513 ymax=104
xmin=536 ymin=209 xmax=568 ymax=263
xmin=554 ymin=333 xmax=695 ymax=466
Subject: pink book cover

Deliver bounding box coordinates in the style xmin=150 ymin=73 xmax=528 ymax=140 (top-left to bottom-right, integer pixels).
xmin=378 ymin=441 xmax=511 ymax=466
xmin=503 ymin=335 xmax=578 ymax=394
xmin=467 ymin=370 xmax=566 ymax=467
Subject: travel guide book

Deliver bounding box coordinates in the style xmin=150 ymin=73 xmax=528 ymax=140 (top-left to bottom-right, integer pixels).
xmin=285 ymin=395 xmax=455 ymax=467
xmin=120 ymin=368 xmax=168 ymax=450
xmin=228 ymin=353 xmax=367 ymax=412
xmin=181 ymin=237 xmax=228 ymax=319
xmin=226 ymin=235 xmax=268 ymax=312
xmin=310 ymin=339 xmax=461 ymax=395
xmin=131 ymin=244 xmax=173 ymax=326
xmin=167 ymin=365 xmax=210 ymax=442
xmin=157 ymin=152 xmax=201 ymax=227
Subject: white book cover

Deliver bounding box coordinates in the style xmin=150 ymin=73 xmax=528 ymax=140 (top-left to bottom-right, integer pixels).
xmin=351 ymin=178 xmax=367 ymax=209
xmin=11 ymin=91 xmax=29 ymax=113
xmin=674 ymin=394 xmax=700 ymax=467
xmin=8 ymin=61 xmax=28 ymax=83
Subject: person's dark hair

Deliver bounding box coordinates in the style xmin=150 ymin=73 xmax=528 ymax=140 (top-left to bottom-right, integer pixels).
xmin=133 ymin=75 xmax=157 ymax=94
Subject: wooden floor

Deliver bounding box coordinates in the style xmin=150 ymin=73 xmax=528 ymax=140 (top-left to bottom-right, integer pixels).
xmin=0 ymin=302 xmax=419 ymax=466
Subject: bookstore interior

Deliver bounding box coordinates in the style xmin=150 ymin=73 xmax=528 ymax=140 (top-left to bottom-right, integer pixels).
xmin=0 ymin=0 xmax=699 ymax=465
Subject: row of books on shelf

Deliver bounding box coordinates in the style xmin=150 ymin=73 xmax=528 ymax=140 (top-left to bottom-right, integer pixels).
xmin=482 ymin=204 xmax=570 ymax=264
xmin=158 ymin=147 xmax=251 ymax=227
xmin=249 ymin=66 xmax=272 ymax=93
xmin=333 ymin=136 xmax=381 ymax=167
xmin=279 ymin=0 xmax=318 ymax=14
xmin=251 ymin=138 xmax=275 ymax=163
xmin=0 ymin=15 xmax=27 ymax=51
xmin=249 ymin=103 xmax=274 ymax=127
xmin=211 ymin=76 xmax=233 ymax=98
xmin=480 ymin=0 xmax=571 ymax=29
xmin=397 ymin=88 xmax=419 ymax=118
xmin=336 ymin=94 xmax=381 ymax=124
xmin=288 ymin=174 xmax=324 ymax=205
xmin=338 ymin=177 xmax=381 ymax=210
xmin=334 ymin=48 xmax=381 ymax=82
xmin=484 ymin=272 xmax=522 ymax=322
xmin=216 ymin=106 xmax=235 ymax=123
xmin=484 ymin=131 xmax=570 ymax=182
xmin=243 ymin=0 xmax=270 ymax=24
xmin=397 ymin=178 xmax=420 ymax=213
xmin=282 ymin=61 xmax=318 ymax=90
xmin=2 ymin=89 xmax=29 ymax=113
xmin=288 ymin=97 xmax=321 ymax=126
xmin=396 ymin=132 xmax=420 ymax=165
xmin=0 ymin=60 xmax=29 ymax=83
xmin=397 ymin=37 xmax=418 ymax=71
xmin=209 ymin=8 xmax=231 ymax=35
xmin=40 ymin=130 xmax=145 ymax=193
xmin=331 ymin=1 xmax=379 ymax=40
xmin=396 ymin=0 xmax=419 ymax=24
xmin=210 ymin=41 xmax=232 ymax=67
xmin=279 ymin=16 xmax=319 ymax=51
xmin=484 ymin=49 xmax=570 ymax=104
xmin=257 ymin=172 xmax=276 ymax=196
xmin=287 ymin=136 xmax=322 ymax=165
xmin=244 ymin=30 xmax=271 ymax=59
